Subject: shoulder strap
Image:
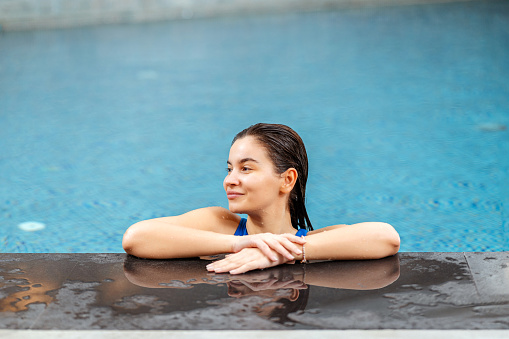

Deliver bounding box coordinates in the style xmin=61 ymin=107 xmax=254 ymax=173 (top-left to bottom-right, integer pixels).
xmin=295 ymin=228 xmax=308 ymax=237
xmin=234 ymin=218 xmax=248 ymax=236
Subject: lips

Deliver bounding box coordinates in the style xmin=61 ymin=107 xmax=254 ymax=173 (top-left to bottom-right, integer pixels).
xmin=226 ymin=191 xmax=244 ymax=200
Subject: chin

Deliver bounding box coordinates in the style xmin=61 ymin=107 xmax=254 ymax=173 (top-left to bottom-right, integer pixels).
xmin=228 ymin=203 xmax=246 ymax=214
xmin=228 ymin=206 xmax=243 ymax=214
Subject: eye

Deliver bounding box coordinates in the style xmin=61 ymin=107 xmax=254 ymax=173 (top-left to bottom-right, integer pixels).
xmin=226 ymin=167 xmax=232 ymax=173
xmin=242 ymin=166 xmax=251 ymax=172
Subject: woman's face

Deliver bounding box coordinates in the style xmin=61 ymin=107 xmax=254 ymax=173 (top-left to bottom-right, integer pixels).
xmin=224 ymin=136 xmax=284 ymax=215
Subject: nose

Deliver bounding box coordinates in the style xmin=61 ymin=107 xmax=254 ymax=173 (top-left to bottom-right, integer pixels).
xmin=224 ymin=169 xmax=240 ymax=187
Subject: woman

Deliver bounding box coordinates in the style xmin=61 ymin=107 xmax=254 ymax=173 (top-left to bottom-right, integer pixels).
xmin=122 ymin=123 xmax=400 ymax=274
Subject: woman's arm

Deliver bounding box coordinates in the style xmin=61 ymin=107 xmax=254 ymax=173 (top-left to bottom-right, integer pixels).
xmin=122 ymin=206 xmax=305 ymax=260
xmin=207 ymin=222 xmax=400 ymax=274
xmin=122 ymin=207 xmax=240 ymax=259
xmin=303 ymin=222 xmax=400 ymax=261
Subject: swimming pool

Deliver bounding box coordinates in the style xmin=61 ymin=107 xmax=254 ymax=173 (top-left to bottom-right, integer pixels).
xmin=1 ymin=0 xmax=508 ymax=253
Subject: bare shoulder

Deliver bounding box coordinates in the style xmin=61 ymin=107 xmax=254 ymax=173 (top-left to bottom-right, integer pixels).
xmin=148 ymin=206 xmax=241 ymax=234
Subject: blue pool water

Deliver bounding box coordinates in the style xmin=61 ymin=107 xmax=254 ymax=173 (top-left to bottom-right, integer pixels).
xmin=1 ymin=0 xmax=508 ymax=253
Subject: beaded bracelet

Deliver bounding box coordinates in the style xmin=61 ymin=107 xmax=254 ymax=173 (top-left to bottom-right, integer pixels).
xmin=301 ymin=240 xmax=307 ymax=264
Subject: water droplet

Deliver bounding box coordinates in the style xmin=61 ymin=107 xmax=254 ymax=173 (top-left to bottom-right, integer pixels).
xmin=18 ymin=221 xmax=46 ymax=232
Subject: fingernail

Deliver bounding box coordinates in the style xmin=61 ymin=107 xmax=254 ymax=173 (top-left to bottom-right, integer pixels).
xmin=296 ymin=249 xmax=302 ymax=254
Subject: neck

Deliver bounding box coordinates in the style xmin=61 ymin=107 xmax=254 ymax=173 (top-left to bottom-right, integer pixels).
xmin=246 ymin=206 xmax=295 ymax=235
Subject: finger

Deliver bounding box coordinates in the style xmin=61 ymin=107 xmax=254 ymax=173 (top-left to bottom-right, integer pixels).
xmin=206 ymin=258 xmax=233 ymax=272
xmin=253 ymin=240 xmax=278 ymax=261
xmin=206 ymin=262 xmax=219 ymax=272
xmin=265 ymin=238 xmax=295 ymax=260
xmin=207 ymin=257 xmax=237 ymax=272
xmin=278 ymin=237 xmax=303 ymax=256
xmin=208 ymin=261 xmax=237 ymax=273
xmin=223 ymin=252 xmax=268 ymax=275
xmin=230 ymin=262 xmax=257 ymax=275
xmin=266 ymin=237 xmax=300 ymax=258
xmin=281 ymin=234 xmax=307 ymax=244
xmin=208 ymin=253 xmax=249 ymax=273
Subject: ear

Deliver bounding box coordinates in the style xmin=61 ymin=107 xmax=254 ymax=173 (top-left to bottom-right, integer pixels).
xmin=280 ymin=168 xmax=298 ymax=194
xmin=289 ymin=289 xmax=300 ymax=301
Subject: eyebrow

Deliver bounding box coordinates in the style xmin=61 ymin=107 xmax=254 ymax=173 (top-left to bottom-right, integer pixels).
xmin=227 ymin=158 xmax=259 ymax=165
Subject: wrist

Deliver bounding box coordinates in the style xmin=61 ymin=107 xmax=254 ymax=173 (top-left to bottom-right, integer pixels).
xmin=293 ymin=243 xmax=305 ymax=262
xmin=229 ymin=235 xmax=238 ymax=253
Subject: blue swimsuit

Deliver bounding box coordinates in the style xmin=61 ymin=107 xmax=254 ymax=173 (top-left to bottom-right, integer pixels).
xmin=234 ymin=218 xmax=308 ymax=237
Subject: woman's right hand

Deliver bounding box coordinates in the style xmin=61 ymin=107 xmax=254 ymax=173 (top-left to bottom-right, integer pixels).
xmin=231 ymin=233 xmax=306 ymax=261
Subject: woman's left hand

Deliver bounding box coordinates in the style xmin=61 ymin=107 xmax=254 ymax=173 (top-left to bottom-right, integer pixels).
xmin=231 ymin=233 xmax=305 ymax=262
xmin=206 ymin=247 xmax=293 ymax=275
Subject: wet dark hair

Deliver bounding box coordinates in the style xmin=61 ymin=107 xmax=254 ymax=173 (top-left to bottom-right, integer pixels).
xmin=232 ymin=123 xmax=313 ymax=231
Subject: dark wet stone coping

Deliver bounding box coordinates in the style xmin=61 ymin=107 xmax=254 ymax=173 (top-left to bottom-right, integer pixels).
xmin=0 ymin=252 xmax=508 ymax=330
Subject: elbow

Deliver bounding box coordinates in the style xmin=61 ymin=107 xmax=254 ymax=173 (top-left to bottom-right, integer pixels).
xmin=373 ymin=222 xmax=400 ymax=258
xmin=122 ymin=226 xmax=136 ymax=256
xmin=122 ymin=222 xmax=145 ymax=257
xmin=123 ymin=220 xmax=172 ymax=259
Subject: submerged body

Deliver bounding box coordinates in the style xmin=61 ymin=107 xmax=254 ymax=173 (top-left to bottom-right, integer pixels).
xmin=122 ymin=124 xmax=400 ymax=274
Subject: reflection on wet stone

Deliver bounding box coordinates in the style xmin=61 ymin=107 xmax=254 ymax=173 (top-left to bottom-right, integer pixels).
xmin=158 ymin=280 xmax=193 ymax=288
xmin=1 ymin=253 xmax=509 ymax=329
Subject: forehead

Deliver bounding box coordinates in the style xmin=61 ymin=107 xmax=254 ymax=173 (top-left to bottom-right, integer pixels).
xmin=228 ymin=136 xmax=270 ymax=163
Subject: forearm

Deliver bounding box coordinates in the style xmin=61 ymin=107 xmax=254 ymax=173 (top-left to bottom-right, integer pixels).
xmin=300 ymin=222 xmax=400 ymax=261
xmin=122 ymin=220 xmax=235 ymax=259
